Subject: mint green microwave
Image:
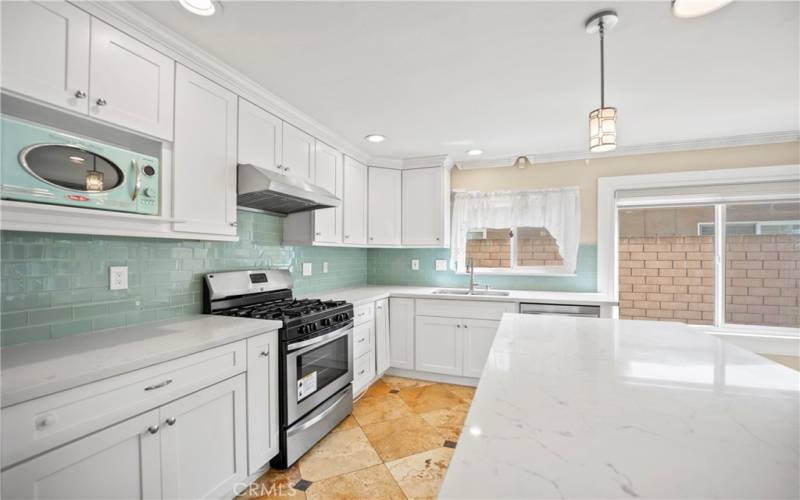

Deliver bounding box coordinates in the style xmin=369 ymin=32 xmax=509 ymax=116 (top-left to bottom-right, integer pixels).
xmin=1 ymin=117 xmax=159 ymax=215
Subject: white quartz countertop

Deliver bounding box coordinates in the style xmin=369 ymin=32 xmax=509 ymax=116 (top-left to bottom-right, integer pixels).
xmin=301 ymin=285 xmax=617 ymax=307
xmin=439 ymin=314 xmax=800 ymax=499
xmin=1 ymin=315 xmax=281 ymax=408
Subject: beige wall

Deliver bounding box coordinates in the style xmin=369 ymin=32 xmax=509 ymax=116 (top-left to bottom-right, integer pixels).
xmin=451 ymin=142 xmax=800 ymax=244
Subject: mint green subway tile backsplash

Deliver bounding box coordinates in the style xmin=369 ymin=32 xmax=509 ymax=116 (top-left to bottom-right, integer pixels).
xmin=367 ymin=245 xmax=598 ymax=292
xmin=1 ymin=210 xmax=367 ymax=345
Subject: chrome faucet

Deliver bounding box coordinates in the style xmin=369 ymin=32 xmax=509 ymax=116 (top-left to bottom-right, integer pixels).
xmin=467 ymin=258 xmax=489 ymax=293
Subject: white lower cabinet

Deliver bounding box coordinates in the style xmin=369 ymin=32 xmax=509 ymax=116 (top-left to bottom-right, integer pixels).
xmin=160 ymin=374 xmax=248 ymax=500
xmin=415 ymin=316 xmax=463 ymax=376
xmin=1 ymin=410 xmax=162 ymax=500
xmin=375 ymin=299 xmax=391 ymax=375
xmin=246 ymin=333 xmax=279 ymax=475
xmin=462 ymin=319 xmax=501 ymax=378
xmin=389 ymin=298 xmax=415 ymax=370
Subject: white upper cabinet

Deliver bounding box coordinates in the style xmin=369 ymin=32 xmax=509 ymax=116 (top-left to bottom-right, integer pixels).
xmin=1 ymin=0 xmax=90 ymax=114
xmin=237 ymin=98 xmax=283 ymax=174
xmin=402 ymin=166 xmax=451 ymax=246
xmin=89 ymin=19 xmax=174 ymax=140
xmin=282 ymin=123 xmax=314 ymax=182
xmin=314 ymin=141 xmax=344 ymax=243
xmin=343 ymin=156 xmax=368 ymax=245
xmin=173 ymin=64 xmax=237 ymax=237
xmin=368 ymin=167 xmax=402 ymax=246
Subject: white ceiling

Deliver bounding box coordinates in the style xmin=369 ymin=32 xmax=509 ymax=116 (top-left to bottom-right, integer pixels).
xmin=131 ymin=1 xmax=799 ymax=162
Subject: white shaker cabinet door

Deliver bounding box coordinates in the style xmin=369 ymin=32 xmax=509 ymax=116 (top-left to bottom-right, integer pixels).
xmin=0 ymin=0 xmax=90 ymax=114
xmin=389 ymin=298 xmax=415 ymax=370
xmin=414 ymin=316 xmax=463 ymax=376
xmin=375 ymin=298 xmax=391 ymax=375
xmin=343 ymin=156 xmax=368 ymax=245
xmin=368 ymin=167 xmax=402 ymax=245
xmin=281 ymin=123 xmax=314 ymax=182
xmin=238 ymin=98 xmax=283 ymax=174
xmin=1 ymin=410 xmax=162 ymax=500
xmin=246 ymin=333 xmax=279 ymax=475
xmin=462 ymin=319 xmax=500 ymax=378
xmin=160 ymin=374 xmax=248 ymax=500
xmin=313 ymin=141 xmax=344 ymax=243
xmin=173 ymin=64 xmax=238 ymax=237
xmin=402 ymin=167 xmax=444 ymax=246
xmin=89 ymin=18 xmax=175 ymax=140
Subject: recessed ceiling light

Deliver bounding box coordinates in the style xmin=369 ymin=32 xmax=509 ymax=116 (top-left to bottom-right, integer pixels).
xmin=364 ymin=134 xmax=386 ymax=143
xmin=671 ymin=0 xmax=732 ymax=18
xmin=466 ymin=149 xmax=483 ymax=156
xmin=179 ymin=0 xmax=216 ymax=16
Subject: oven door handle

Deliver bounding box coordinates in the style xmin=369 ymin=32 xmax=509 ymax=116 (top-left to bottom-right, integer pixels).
xmin=286 ymin=388 xmax=350 ymax=437
xmin=287 ymin=322 xmax=353 ymax=352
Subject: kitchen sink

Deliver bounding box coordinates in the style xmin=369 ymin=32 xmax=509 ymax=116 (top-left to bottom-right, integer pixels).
xmin=431 ymin=289 xmax=511 ymax=297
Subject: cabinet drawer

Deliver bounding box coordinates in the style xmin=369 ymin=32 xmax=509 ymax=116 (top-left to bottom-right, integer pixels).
xmin=1 ymin=341 xmax=246 ymax=468
xmin=353 ymin=303 xmax=374 ymax=326
xmin=353 ymin=351 xmax=375 ymax=393
xmin=415 ymin=299 xmax=516 ymax=321
xmin=353 ymin=323 xmax=373 ymax=358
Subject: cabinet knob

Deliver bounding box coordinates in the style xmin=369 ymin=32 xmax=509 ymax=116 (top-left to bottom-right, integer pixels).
xmin=96 ymin=98 xmax=108 ymax=106
xmin=229 ymin=222 xmax=238 ymax=227
xmin=344 ymin=235 xmax=350 ymax=239
xmin=260 ymin=351 xmax=269 ymax=357
xmin=315 ymin=232 xmax=322 ymax=236
xmin=147 ymin=425 xmax=159 ymax=434
xmin=74 ymin=90 xmax=87 ymax=99
xmin=166 ymin=417 xmax=177 ymax=426
xmin=436 ymin=237 xmax=440 ymax=241
xmin=370 ymin=237 xmax=374 ymax=241
xmin=456 ymin=324 xmax=461 ymax=328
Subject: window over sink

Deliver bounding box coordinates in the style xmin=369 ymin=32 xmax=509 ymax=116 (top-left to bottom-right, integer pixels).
xmin=465 ymin=226 xmax=566 ymax=273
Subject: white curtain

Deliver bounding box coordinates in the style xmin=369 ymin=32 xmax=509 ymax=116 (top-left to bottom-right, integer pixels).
xmin=449 ymin=187 xmax=581 ymax=273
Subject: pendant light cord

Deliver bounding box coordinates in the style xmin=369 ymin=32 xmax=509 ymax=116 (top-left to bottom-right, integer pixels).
xmin=599 ymin=20 xmax=605 ymax=109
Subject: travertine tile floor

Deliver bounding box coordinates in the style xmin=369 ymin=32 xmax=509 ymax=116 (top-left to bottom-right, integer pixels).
xmin=238 ymin=376 xmax=475 ymax=500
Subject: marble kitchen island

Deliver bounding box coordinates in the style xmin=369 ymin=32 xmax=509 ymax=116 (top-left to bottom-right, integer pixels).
xmin=439 ymin=314 xmax=799 ymax=499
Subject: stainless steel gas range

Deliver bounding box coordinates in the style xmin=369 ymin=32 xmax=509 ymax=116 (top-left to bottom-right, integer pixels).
xmin=203 ymin=269 xmax=354 ymax=468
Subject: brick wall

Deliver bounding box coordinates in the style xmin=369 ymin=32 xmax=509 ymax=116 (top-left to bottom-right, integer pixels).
xmin=465 ymin=227 xmax=564 ymax=268
xmin=619 ymin=234 xmax=800 ymax=327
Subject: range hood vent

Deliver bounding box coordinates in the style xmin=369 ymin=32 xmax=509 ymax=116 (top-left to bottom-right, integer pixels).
xmin=237 ymin=163 xmax=340 ymax=216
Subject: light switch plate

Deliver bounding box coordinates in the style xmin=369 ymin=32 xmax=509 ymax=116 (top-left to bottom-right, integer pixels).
xmin=302 ymin=262 xmax=313 ymax=276
xmin=435 ymin=259 xmax=447 ymax=271
xmin=109 ymin=266 xmax=128 ymax=290
xmin=411 ymin=259 xmax=420 ymax=270
xmin=323 ymin=262 xmax=329 ymax=273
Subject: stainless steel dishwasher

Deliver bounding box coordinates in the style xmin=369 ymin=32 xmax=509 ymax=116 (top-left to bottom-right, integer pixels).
xmin=519 ymin=302 xmax=601 ymax=318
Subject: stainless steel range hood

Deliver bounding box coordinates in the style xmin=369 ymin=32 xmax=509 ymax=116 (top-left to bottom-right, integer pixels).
xmin=237 ymin=163 xmax=340 ymax=216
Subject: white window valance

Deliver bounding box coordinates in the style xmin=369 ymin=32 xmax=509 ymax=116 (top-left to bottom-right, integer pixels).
xmin=449 ymin=187 xmax=581 ymax=273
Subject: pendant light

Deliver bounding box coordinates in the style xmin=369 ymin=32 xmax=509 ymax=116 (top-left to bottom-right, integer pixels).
xmin=85 ymin=156 xmax=104 ymax=192
xmin=585 ymin=10 xmax=619 ymax=153
xmin=511 ymin=156 xmax=533 ymax=169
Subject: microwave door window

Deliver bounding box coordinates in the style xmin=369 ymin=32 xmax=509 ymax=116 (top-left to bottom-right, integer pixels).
xmin=21 ymin=145 xmax=124 ymax=193
xmin=296 ymin=336 xmax=348 ymax=402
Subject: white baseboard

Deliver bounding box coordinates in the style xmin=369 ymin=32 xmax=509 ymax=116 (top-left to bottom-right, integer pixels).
xmin=385 ymin=368 xmax=479 ymax=387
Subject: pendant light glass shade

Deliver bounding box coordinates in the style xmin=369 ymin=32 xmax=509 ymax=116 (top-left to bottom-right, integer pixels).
xmin=512 ymin=155 xmax=533 ymax=169
xmin=589 ymin=106 xmax=617 ymax=152
xmin=85 ymin=169 xmax=104 ymax=192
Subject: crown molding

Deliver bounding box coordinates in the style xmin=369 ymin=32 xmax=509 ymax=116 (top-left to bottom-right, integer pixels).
xmin=79 ymin=1 xmax=372 ymax=164
xmin=403 ymin=154 xmax=454 ymax=170
xmin=454 ymin=131 xmax=800 ymax=170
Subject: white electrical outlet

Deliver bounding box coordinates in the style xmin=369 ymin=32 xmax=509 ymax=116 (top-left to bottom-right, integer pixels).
xmin=302 ymin=262 xmax=313 ymax=276
xmin=435 ymin=259 xmax=447 ymax=271
xmin=411 ymin=259 xmax=420 ymax=270
xmin=323 ymin=262 xmax=329 ymax=273
xmin=109 ymin=266 xmax=128 ymax=290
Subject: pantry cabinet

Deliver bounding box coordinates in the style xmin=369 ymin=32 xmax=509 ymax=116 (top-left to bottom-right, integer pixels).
xmin=160 ymin=375 xmax=248 ymax=500
xmin=172 ymin=64 xmax=238 ymax=237
xmin=89 ymin=18 xmax=175 ymax=140
xmin=389 ymin=298 xmax=415 ymax=370
xmin=238 ymin=98 xmax=283 ymax=174
xmin=0 ymin=0 xmax=90 ymax=114
xmin=343 ymin=156 xmax=368 ymax=245
xmin=1 ymin=410 xmax=162 ymax=500
xmin=282 ymin=123 xmax=315 ymax=182
xmin=368 ymin=167 xmax=402 ymax=245
xmin=402 ymin=166 xmax=451 ymax=246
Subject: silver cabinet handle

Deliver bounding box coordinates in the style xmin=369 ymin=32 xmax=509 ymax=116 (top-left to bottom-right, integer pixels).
xmin=147 ymin=425 xmax=159 ymax=434
xmin=229 ymin=222 xmax=238 ymax=227
xmin=284 ymin=166 xmax=291 ymax=171
xmin=166 ymin=417 xmax=177 ymax=426
xmin=144 ymin=379 xmax=173 ymax=391
xmin=260 ymin=350 xmax=269 ymax=357
xmin=315 ymin=232 xmax=322 ymax=236
xmin=130 ymin=159 xmax=142 ymax=201
xmin=96 ymin=98 xmax=107 ymax=106
xmin=357 ymin=338 xmax=366 ymax=343
xmin=74 ymin=90 xmax=86 ymax=99
xmin=359 ymin=369 xmax=366 ymax=375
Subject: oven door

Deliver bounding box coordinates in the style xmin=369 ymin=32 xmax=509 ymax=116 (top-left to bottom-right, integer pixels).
xmin=285 ymin=323 xmax=353 ymax=424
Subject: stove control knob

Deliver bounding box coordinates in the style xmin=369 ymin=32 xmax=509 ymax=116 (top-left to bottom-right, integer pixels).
xmin=298 ymin=325 xmax=308 ymax=335
xmin=321 ymin=318 xmax=331 ymax=327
